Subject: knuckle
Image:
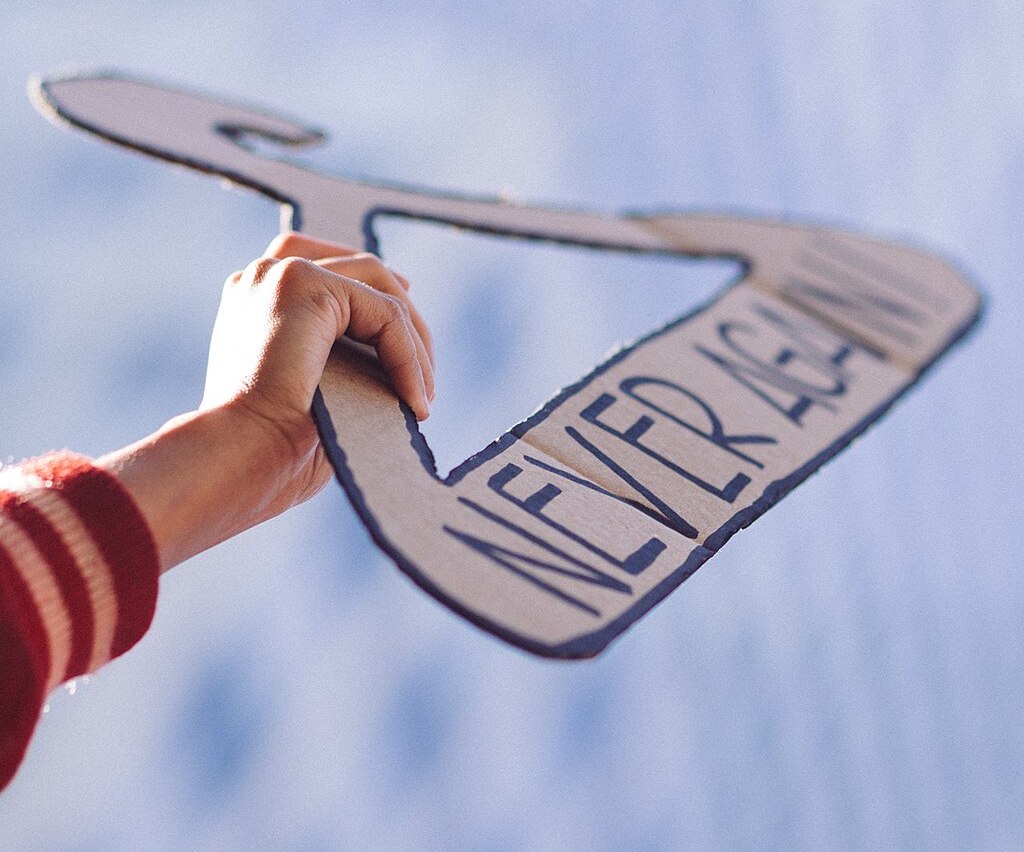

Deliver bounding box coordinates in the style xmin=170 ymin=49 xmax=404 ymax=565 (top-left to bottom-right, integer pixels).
xmin=273 ymin=256 xmax=315 ymax=286
xmin=307 ymin=288 xmax=345 ymax=325
xmin=354 ymin=252 xmax=388 ymax=274
xmin=265 ymin=231 xmax=309 ymax=257
xmin=384 ymin=334 xmax=417 ymax=367
xmin=380 ymin=292 xmax=406 ymax=319
xmin=257 ymin=257 xmax=320 ymax=309
xmin=242 ymin=256 xmax=279 ymax=285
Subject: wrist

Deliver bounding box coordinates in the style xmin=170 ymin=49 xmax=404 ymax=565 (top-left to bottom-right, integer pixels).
xmin=98 ymin=402 xmax=312 ymax=572
xmin=217 ymin=394 xmax=321 ymax=484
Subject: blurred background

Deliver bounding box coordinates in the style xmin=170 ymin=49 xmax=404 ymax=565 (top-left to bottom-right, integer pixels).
xmin=1 ymin=2 xmax=1022 ymax=850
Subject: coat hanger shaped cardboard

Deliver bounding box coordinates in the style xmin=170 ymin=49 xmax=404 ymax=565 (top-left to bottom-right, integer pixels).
xmin=32 ymin=71 xmax=982 ymax=658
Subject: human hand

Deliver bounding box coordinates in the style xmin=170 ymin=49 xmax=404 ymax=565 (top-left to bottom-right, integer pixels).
xmin=202 ymin=231 xmax=434 ymax=507
xmin=100 ymin=233 xmax=434 ymax=570
xmin=203 ymin=231 xmax=434 ymax=419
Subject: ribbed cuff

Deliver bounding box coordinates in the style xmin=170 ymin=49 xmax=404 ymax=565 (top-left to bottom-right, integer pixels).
xmin=0 ymin=451 xmax=160 ymax=791
xmin=19 ymin=453 xmax=161 ymax=663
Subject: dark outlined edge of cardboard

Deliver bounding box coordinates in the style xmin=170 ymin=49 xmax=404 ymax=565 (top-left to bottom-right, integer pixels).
xmin=315 ymin=217 xmax=982 ymax=658
xmin=33 ymin=69 xmax=986 ymax=659
xmin=32 ymin=69 xmax=703 ymax=248
xmin=30 ymin=70 xmax=319 ymax=230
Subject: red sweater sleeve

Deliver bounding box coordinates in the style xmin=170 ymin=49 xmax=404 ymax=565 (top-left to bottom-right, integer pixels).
xmin=0 ymin=452 xmax=159 ymax=791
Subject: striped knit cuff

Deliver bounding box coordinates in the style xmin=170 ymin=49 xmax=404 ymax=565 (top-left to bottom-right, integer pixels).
xmin=0 ymin=451 xmax=160 ymax=792
xmin=0 ymin=544 xmax=49 ymax=791
xmin=0 ymin=452 xmax=160 ymax=689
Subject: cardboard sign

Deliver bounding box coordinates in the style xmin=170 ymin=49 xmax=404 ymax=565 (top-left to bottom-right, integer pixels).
xmin=32 ymin=72 xmax=982 ymax=658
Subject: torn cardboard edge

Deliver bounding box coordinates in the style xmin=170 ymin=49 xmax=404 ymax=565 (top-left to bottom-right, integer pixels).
xmin=32 ymin=70 xmax=983 ymax=658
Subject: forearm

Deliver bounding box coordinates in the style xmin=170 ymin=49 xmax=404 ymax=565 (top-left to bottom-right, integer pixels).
xmin=97 ymin=404 xmax=316 ymax=573
xmin=0 ymin=235 xmax=432 ymax=793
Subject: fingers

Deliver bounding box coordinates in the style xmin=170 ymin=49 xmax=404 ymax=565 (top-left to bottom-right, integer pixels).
xmin=255 ymin=233 xmax=434 ymax=415
xmin=316 ymin=254 xmax=434 ymax=369
xmin=232 ymin=256 xmax=279 ymax=287
xmin=325 ymin=272 xmax=432 ymax=421
xmin=247 ymin=257 xmax=432 ymax=421
xmin=264 ymin=231 xmax=360 ymax=262
xmin=262 ymin=232 xmax=432 ymax=369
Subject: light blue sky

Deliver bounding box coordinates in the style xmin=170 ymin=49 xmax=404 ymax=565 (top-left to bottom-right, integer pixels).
xmin=2 ymin=3 xmax=1023 ymax=850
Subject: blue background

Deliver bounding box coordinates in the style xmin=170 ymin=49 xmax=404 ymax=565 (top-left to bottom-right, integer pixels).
xmin=1 ymin=2 xmax=1022 ymax=850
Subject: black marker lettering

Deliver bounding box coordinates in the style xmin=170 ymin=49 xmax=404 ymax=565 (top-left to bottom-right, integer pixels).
xmin=752 ymin=301 xmax=857 ymax=368
xmin=563 ymin=425 xmax=700 ymax=538
xmin=697 ymin=321 xmax=849 ymax=425
xmin=579 ymin=394 xmax=751 ymax=502
xmin=784 ymin=258 xmax=928 ymax=348
xmin=444 ymin=496 xmax=635 ymax=617
xmin=620 ymin=376 xmax=776 ymax=470
xmin=489 ymin=463 xmax=666 ymax=576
